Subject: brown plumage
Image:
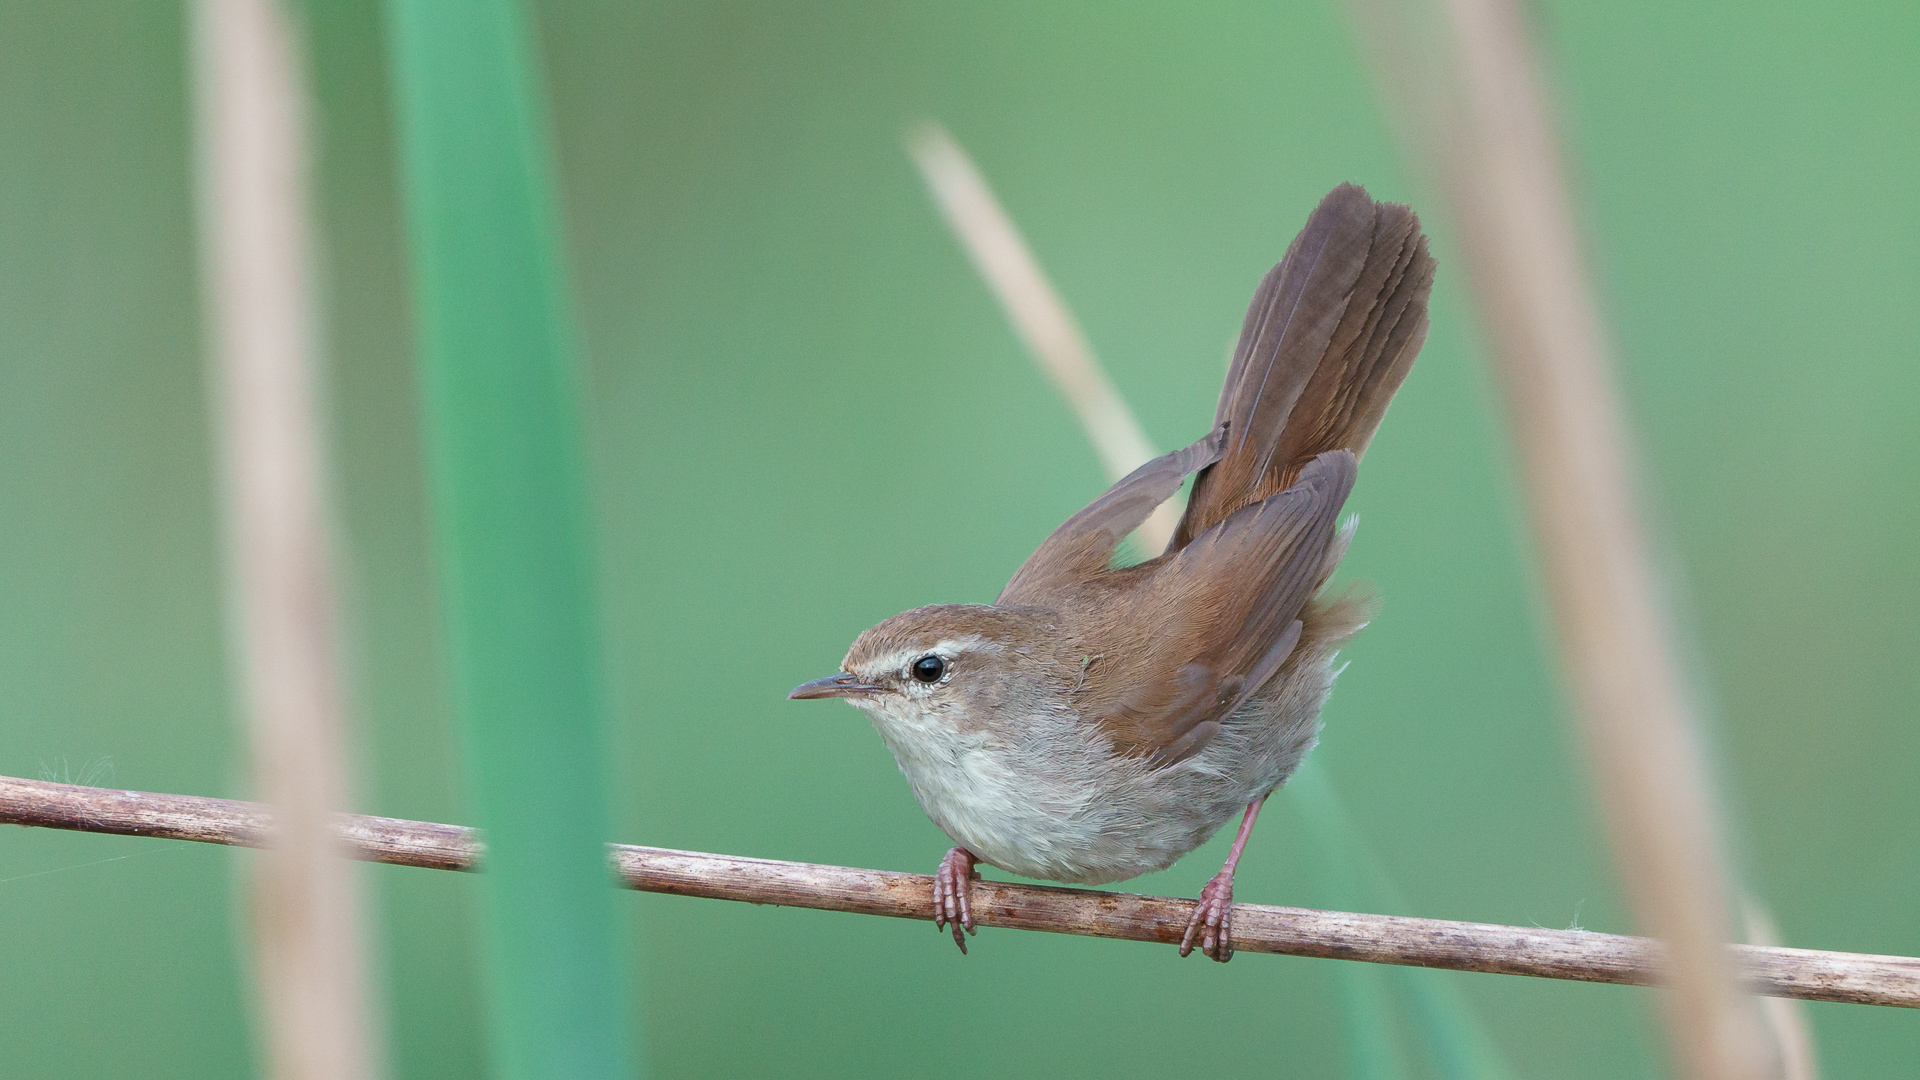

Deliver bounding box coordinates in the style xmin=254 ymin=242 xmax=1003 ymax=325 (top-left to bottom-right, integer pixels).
xmin=1002 ymin=183 xmax=1433 ymax=766
xmin=793 ymin=183 xmax=1435 ymax=960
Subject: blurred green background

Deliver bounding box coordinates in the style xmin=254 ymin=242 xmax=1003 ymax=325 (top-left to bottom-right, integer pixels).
xmin=2 ymin=1 xmax=1915 ymax=1077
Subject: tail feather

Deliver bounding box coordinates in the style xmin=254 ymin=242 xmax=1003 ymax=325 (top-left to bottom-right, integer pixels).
xmin=1172 ymin=184 xmax=1434 ymax=550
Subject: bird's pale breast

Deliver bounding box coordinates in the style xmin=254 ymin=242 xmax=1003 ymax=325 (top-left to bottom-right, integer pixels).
xmin=857 ymin=645 xmax=1342 ymax=885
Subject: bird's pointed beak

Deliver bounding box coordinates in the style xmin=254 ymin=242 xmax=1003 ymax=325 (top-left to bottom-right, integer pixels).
xmin=788 ymin=673 xmax=885 ymax=700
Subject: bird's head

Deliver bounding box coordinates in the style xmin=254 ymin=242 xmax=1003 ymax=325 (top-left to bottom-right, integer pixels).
xmin=788 ymin=604 xmax=1054 ymax=732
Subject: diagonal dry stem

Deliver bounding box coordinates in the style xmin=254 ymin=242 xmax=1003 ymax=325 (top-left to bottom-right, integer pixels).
xmin=906 ymin=122 xmax=1180 ymax=550
xmin=1344 ymin=0 xmax=1785 ymax=1076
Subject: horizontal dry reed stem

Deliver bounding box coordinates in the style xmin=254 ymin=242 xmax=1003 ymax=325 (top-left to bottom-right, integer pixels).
xmin=4 ymin=774 xmax=1916 ymax=1009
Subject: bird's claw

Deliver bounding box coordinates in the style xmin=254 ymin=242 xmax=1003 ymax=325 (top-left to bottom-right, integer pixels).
xmin=1180 ymin=870 xmax=1237 ymax=962
xmin=932 ymin=847 xmax=978 ymax=954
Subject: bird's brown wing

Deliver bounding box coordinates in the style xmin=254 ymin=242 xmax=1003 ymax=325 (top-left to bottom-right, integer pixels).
xmin=997 ymin=425 xmax=1225 ymax=604
xmin=1088 ymin=449 xmax=1356 ymax=766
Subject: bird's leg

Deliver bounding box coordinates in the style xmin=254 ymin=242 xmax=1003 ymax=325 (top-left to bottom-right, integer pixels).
xmin=932 ymin=847 xmax=979 ymax=954
xmin=1180 ymin=796 xmax=1266 ymax=963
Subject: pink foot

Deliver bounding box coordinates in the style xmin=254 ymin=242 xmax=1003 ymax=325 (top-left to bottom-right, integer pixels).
xmin=1180 ymin=869 xmax=1237 ymax=963
xmin=932 ymin=847 xmax=979 ymax=954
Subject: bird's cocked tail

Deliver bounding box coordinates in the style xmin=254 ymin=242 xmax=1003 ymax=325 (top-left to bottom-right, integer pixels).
xmin=1171 ymin=184 xmax=1434 ymax=551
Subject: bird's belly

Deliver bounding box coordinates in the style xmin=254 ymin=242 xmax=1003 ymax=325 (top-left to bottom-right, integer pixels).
xmin=906 ymin=755 xmax=1220 ymax=884
xmin=868 ymin=703 xmax=1307 ymax=886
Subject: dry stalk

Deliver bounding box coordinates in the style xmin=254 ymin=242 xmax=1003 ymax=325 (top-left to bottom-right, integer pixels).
xmin=1345 ymin=0 xmax=1783 ymax=1076
xmin=190 ymin=2 xmax=377 ymax=1077
xmin=906 ymin=122 xmax=1179 ymax=550
xmin=1744 ymin=898 xmax=1823 ymax=1080
xmin=4 ymin=775 xmax=1918 ymax=1010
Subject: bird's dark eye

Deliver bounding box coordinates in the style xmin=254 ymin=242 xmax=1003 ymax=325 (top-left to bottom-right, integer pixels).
xmin=911 ymin=654 xmax=946 ymax=683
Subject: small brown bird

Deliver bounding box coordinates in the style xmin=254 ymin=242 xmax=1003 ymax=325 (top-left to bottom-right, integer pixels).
xmin=791 ymin=184 xmax=1434 ymax=961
